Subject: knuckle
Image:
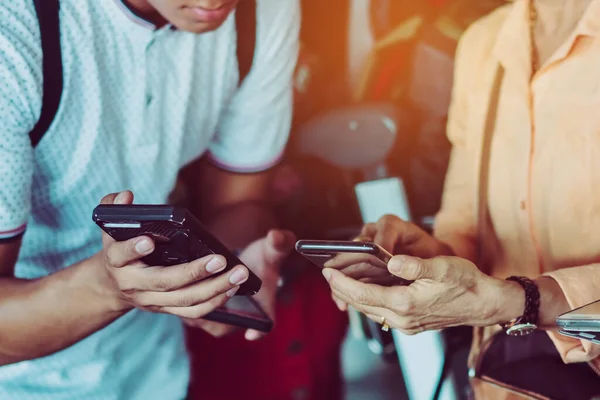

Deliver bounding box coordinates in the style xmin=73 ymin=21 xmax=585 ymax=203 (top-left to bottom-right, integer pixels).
xmin=105 ymin=247 xmax=120 ymax=267
xmin=394 ymin=298 xmax=413 ymax=315
xmin=175 ymin=293 xmax=195 ymax=307
xmin=116 ymin=277 xmax=135 ymax=292
xmin=393 ymin=295 xmax=416 ymax=315
xmin=397 ymin=318 xmax=413 ymax=331
xmin=380 ymin=214 xmax=398 ymax=227
xmin=129 ymin=292 xmax=148 ymax=307
xmin=355 ymin=290 xmax=369 ymax=305
xmin=187 ymin=262 xmax=205 ymax=283
xmin=413 ymin=262 xmax=427 ymax=279
xmin=151 ymin=276 xmax=172 ymax=292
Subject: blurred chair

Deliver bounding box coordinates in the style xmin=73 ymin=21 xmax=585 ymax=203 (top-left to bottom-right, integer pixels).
xmin=294 ymin=103 xmax=403 ymax=360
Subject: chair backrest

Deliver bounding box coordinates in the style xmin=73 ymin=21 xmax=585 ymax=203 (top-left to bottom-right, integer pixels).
xmin=296 ymin=104 xmax=398 ymax=170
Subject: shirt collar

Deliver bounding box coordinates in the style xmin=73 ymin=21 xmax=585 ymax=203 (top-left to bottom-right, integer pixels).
xmin=113 ymin=0 xmax=168 ymax=31
xmin=492 ymin=0 xmax=600 ymax=74
xmin=578 ymin=0 xmax=600 ymax=37
xmin=492 ymin=0 xmax=529 ymax=75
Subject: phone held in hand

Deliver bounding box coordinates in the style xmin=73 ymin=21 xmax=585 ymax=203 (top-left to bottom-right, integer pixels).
xmin=295 ymin=240 xmax=390 ymax=267
xmin=295 ymin=240 xmax=412 ymax=286
xmin=93 ymin=204 xmax=273 ymax=332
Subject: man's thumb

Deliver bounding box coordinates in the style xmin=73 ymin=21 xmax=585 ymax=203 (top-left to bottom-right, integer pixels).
xmin=388 ymin=255 xmax=435 ymax=281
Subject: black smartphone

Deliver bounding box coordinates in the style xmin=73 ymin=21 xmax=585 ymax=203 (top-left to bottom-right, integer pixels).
xmin=295 ymin=240 xmax=412 ymax=286
xmin=93 ymin=204 xmax=272 ymax=332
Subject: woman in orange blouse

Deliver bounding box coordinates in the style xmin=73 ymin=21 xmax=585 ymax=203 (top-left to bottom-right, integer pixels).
xmin=323 ymin=0 xmax=600 ymax=396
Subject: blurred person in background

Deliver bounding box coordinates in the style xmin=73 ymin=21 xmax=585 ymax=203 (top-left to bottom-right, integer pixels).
xmin=322 ymin=0 xmax=600 ymax=398
xmin=187 ymin=2 xmax=352 ymax=399
xmin=0 ymin=0 xmax=301 ymax=399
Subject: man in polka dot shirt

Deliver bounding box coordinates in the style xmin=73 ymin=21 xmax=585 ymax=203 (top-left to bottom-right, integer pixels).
xmin=0 ymin=0 xmax=299 ymax=399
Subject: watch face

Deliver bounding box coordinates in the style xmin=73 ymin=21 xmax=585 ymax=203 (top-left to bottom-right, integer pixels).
xmin=507 ymin=323 xmax=538 ymax=336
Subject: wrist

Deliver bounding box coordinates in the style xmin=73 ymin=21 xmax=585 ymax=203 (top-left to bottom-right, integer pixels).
xmin=535 ymin=276 xmax=570 ymax=328
xmin=482 ymin=278 xmax=525 ymax=326
xmin=79 ymin=253 xmax=132 ymax=314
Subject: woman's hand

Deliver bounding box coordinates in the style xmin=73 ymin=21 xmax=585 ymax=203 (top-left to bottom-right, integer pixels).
xmin=328 ymin=214 xmax=454 ymax=311
xmin=360 ymin=215 xmax=454 ymax=258
xmin=323 ymin=254 xmax=525 ymax=334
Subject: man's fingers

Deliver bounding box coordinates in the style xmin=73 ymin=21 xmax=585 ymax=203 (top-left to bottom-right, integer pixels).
xmin=331 ymin=285 xmax=388 ymax=319
xmin=100 ymin=191 xmax=134 ymax=247
xmin=105 ymin=236 xmax=155 ymax=268
xmin=323 ymin=268 xmax=392 ymax=309
xmin=159 ymin=291 xmax=231 ymax=319
xmin=134 ymin=257 xmax=245 ymax=292
xmin=131 ymin=264 xmax=246 ymax=306
xmin=99 ymin=190 xmax=134 ymax=205
xmin=245 ymin=329 xmax=264 ymax=341
xmin=373 ymin=215 xmax=403 ymax=252
xmin=358 ymin=223 xmax=376 ymax=241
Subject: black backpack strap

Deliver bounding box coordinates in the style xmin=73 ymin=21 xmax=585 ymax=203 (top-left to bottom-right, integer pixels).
xmin=235 ymin=0 xmax=257 ymax=86
xmin=30 ymin=0 xmax=63 ymax=148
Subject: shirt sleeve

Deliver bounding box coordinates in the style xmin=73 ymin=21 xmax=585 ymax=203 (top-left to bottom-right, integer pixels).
xmin=432 ymin=24 xmax=479 ymax=261
xmin=208 ymin=0 xmax=300 ymax=173
xmin=0 ymin=1 xmax=41 ymax=240
xmin=544 ymin=265 xmax=600 ymax=363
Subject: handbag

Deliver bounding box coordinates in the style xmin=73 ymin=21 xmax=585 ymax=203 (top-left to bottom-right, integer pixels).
xmin=469 ymin=64 xmax=600 ymax=400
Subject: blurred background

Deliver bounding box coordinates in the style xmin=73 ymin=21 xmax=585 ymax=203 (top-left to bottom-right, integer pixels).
xmin=188 ymin=1 xmax=509 ymax=399
xmin=271 ymin=1 xmax=506 ymax=399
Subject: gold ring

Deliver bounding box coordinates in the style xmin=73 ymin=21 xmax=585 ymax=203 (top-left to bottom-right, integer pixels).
xmin=381 ymin=317 xmax=390 ymax=332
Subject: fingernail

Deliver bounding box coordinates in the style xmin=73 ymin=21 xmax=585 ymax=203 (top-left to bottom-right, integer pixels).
xmin=245 ymin=330 xmax=262 ymax=341
xmin=206 ymin=257 xmax=226 ymax=274
xmin=226 ymin=286 xmax=240 ymax=297
xmin=135 ymin=239 xmax=152 ymax=254
xmin=322 ymin=269 xmax=331 ymax=282
xmin=229 ymin=268 xmax=249 ymax=285
xmin=114 ymin=192 xmax=127 ymax=204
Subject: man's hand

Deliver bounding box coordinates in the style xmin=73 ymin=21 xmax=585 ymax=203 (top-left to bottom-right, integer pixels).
xmin=328 ymin=214 xmax=454 ymax=311
xmin=323 ymin=254 xmax=525 ymax=334
xmin=93 ymin=191 xmax=250 ymax=319
xmin=183 ymin=229 xmax=296 ymax=340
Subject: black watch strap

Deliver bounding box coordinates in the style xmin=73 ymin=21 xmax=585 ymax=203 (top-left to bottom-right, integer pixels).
xmin=501 ymin=276 xmax=540 ymax=336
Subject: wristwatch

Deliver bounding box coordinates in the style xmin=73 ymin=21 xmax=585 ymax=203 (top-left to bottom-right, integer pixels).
xmin=500 ymin=276 xmax=540 ymax=336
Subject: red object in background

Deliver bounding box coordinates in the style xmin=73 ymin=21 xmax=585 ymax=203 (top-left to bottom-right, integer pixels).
xmin=186 ymin=268 xmax=349 ymax=400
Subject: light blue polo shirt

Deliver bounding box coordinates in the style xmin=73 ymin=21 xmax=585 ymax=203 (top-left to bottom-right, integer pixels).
xmin=0 ymin=0 xmax=300 ymax=398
